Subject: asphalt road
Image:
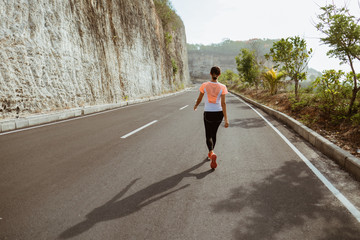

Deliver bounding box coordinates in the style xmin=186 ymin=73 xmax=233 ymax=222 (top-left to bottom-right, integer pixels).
xmin=1 ymin=88 xmax=360 ymax=240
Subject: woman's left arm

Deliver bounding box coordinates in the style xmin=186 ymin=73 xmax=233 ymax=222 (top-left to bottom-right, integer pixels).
xmin=221 ymin=94 xmax=229 ymax=128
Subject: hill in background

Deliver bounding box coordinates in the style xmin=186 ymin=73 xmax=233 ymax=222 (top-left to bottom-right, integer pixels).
xmin=187 ymin=38 xmax=321 ymax=82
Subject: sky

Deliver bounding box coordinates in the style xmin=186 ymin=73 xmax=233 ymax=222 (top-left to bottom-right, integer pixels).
xmin=171 ymin=0 xmax=360 ymax=72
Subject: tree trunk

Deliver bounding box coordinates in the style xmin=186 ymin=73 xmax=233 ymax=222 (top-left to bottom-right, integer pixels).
xmin=348 ymin=87 xmax=359 ymax=115
xmin=347 ymin=56 xmax=359 ymax=115
xmin=294 ymin=78 xmax=299 ymax=101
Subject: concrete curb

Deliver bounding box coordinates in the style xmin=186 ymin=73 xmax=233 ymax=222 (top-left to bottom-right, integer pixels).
xmin=231 ymin=91 xmax=360 ymax=181
xmin=0 ymin=88 xmax=191 ymax=134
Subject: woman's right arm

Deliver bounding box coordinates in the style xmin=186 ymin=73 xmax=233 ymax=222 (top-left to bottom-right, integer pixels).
xmin=194 ymin=92 xmax=204 ymax=111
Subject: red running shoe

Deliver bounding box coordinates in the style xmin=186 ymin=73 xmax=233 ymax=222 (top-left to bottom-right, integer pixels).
xmin=210 ymin=153 xmax=217 ymax=169
xmin=208 ymin=152 xmax=212 ymax=160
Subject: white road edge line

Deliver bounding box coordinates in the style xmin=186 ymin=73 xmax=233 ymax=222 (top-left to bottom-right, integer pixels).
xmin=234 ymin=94 xmax=360 ymax=223
xmin=0 ymin=94 xmax=177 ymax=136
xmin=0 ymin=106 xmax=142 ymax=136
xmin=121 ymin=120 xmax=158 ymax=139
xmin=179 ymin=105 xmax=189 ymax=110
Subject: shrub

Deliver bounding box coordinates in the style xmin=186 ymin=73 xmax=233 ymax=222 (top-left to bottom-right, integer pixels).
xmin=313 ymin=69 xmax=352 ymax=117
xmin=289 ymin=93 xmax=313 ymax=112
xmin=262 ymin=68 xmax=286 ymax=95
xmin=218 ymin=69 xmax=239 ymax=86
xmin=351 ymin=113 xmax=360 ymax=125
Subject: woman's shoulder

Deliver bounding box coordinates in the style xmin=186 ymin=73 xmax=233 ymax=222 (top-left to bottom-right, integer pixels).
xmin=218 ymin=82 xmax=227 ymax=88
xmin=218 ymin=82 xmax=228 ymax=94
xmin=199 ymin=81 xmax=210 ymax=92
xmin=200 ymin=81 xmax=211 ymax=88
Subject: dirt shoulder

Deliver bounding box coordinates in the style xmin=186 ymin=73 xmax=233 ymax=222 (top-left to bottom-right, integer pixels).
xmin=232 ymin=88 xmax=360 ymax=159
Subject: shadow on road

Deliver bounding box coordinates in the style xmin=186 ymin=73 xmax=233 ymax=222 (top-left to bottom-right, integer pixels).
xmin=237 ymin=105 xmax=252 ymax=110
xmin=226 ymin=98 xmax=243 ymax=105
xmin=59 ymin=159 xmax=213 ymax=239
xmin=229 ymin=118 xmax=266 ymax=129
xmin=212 ymin=160 xmax=360 ymax=240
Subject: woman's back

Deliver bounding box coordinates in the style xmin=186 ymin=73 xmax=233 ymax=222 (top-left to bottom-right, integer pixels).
xmin=200 ymin=81 xmax=228 ymax=112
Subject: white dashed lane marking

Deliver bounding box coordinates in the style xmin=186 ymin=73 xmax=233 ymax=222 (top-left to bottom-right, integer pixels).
xmin=179 ymin=105 xmax=189 ymax=110
xmin=121 ymin=120 xmax=158 ymax=139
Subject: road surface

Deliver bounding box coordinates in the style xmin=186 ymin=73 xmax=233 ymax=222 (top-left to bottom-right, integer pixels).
xmin=1 ymin=88 xmax=360 ymax=239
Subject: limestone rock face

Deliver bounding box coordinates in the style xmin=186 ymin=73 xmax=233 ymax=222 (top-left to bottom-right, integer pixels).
xmin=188 ymin=52 xmax=237 ymax=80
xmin=0 ymin=0 xmax=190 ymax=119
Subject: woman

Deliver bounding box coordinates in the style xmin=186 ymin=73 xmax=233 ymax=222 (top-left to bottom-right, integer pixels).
xmin=194 ymin=66 xmax=229 ymax=169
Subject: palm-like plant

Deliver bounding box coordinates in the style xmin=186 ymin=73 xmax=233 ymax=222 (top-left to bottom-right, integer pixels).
xmin=263 ymin=68 xmax=286 ymax=95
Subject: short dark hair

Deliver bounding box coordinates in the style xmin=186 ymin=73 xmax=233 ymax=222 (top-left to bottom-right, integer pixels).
xmin=210 ymin=66 xmax=221 ymax=80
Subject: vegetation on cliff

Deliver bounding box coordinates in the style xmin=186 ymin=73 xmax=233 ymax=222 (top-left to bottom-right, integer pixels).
xmin=187 ymin=38 xmax=281 ymax=79
xmin=154 ymin=0 xmax=184 ymax=89
xmin=154 ymin=0 xmax=181 ymax=30
xmin=188 ymin=38 xmax=277 ymax=56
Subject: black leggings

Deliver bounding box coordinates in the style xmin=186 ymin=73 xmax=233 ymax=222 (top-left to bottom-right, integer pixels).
xmin=204 ymin=111 xmax=224 ymax=151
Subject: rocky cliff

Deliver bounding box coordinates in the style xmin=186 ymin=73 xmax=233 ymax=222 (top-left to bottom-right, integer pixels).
xmin=188 ymin=52 xmax=237 ymax=80
xmin=0 ymin=0 xmax=190 ymax=119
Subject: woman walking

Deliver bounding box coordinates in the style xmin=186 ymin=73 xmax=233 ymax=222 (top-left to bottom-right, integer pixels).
xmin=194 ymin=66 xmax=229 ymax=169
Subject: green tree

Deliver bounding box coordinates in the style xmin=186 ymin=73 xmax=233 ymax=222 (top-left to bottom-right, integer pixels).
xmin=265 ymin=36 xmax=312 ymax=99
xmin=263 ymin=68 xmax=286 ymax=95
xmin=218 ymin=69 xmax=239 ymax=86
xmin=235 ymin=48 xmax=260 ymax=88
xmin=316 ymin=4 xmax=360 ymax=115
